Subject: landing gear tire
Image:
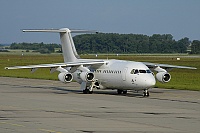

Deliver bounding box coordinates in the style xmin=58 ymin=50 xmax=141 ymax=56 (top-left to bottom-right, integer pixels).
xmin=117 ymin=89 xmax=123 ymax=94
xmin=83 ymin=89 xmax=87 ymax=94
xmin=89 ymin=90 xmax=93 ymax=94
xmin=83 ymin=89 xmax=93 ymax=94
xmin=143 ymin=90 xmax=149 ymax=97
xmin=117 ymin=89 xmax=127 ymax=94
xmin=123 ymin=90 xmax=127 ymax=94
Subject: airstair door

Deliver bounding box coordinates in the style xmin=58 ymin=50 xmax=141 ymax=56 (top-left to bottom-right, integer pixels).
xmin=122 ymin=67 xmax=128 ymax=81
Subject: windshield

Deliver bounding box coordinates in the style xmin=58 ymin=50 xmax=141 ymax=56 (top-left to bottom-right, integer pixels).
xmin=146 ymin=69 xmax=152 ymax=73
xmin=139 ymin=70 xmax=146 ymax=73
xmin=130 ymin=69 xmax=152 ymax=74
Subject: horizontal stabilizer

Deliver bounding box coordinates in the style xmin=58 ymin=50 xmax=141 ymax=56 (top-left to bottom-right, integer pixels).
xmin=22 ymin=29 xmax=67 ymax=33
xmin=70 ymin=29 xmax=98 ymax=34
xmin=22 ymin=28 xmax=98 ymax=34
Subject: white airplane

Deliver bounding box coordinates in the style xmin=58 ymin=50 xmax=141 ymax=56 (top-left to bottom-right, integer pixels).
xmin=5 ymin=28 xmax=196 ymax=96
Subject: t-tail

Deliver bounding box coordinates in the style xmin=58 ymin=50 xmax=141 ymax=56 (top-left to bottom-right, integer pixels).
xmin=23 ymin=28 xmax=97 ymax=62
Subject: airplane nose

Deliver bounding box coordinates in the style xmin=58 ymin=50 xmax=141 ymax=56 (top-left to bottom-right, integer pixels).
xmin=145 ymin=77 xmax=156 ymax=88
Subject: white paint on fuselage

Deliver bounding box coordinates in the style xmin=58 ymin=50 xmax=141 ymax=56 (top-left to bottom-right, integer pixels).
xmin=93 ymin=59 xmax=156 ymax=90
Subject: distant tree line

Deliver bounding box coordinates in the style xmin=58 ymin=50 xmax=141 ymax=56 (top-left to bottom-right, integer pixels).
xmin=0 ymin=44 xmax=9 ymax=52
xmin=10 ymin=42 xmax=61 ymax=54
xmin=9 ymin=33 xmax=200 ymax=54
xmin=73 ymin=33 xmax=193 ymax=54
xmin=191 ymin=40 xmax=200 ymax=54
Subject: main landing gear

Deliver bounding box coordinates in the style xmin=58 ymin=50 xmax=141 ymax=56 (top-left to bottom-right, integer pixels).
xmin=82 ymin=81 xmax=97 ymax=94
xmin=83 ymin=88 xmax=93 ymax=94
xmin=117 ymin=89 xmax=127 ymax=94
xmin=143 ymin=89 xmax=149 ymax=97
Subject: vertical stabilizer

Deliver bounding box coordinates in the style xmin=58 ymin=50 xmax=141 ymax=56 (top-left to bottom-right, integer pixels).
xmin=59 ymin=28 xmax=78 ymax=62
xmin=23 ymin=28 xmax=97 ymax=63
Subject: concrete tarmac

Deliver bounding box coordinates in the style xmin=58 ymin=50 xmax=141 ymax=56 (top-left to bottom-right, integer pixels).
xmin=0 ymin=77 xmax=200 ymax=133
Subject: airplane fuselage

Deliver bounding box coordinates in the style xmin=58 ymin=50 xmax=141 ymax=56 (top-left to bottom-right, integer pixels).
xmin=73 ymin=59 xmax=156 ymax=91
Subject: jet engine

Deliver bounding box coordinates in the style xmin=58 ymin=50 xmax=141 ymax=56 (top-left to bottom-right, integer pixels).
xmin=156 ymin=72 xmax=171 ymax=83
xmin=58 ymin=72 xmax=73 ymax=83
xmin=80 ymin=71 xmax=95 ymax=82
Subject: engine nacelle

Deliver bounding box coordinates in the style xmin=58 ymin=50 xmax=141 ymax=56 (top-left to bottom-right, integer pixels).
xmin=156 ymin=72 xmax=171 ymax=83
xmin=80 ymin=71 xmax=95 ymax=82
xmin=58 ymin=72 xmax=73 ymax=83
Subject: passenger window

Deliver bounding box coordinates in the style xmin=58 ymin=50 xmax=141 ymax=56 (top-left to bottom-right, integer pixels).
xmin=134 ymin=69 xmax=139 ymax=74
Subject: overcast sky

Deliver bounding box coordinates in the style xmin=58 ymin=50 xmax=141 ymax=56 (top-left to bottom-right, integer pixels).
xmin=0 ymin=0 xmax=200 ymax=44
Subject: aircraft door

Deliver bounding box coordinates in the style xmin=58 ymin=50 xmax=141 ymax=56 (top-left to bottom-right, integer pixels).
xmin=122 ymin=67 xmax=128 ymax=81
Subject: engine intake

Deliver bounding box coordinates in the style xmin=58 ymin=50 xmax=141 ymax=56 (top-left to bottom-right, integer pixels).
xmin=80 ymin=71 xmax=95 ymax=82
xmin=58 ymin=72 xmax=73 ymax=83
xmin=156 ymin=72 xmax=171 ymax=83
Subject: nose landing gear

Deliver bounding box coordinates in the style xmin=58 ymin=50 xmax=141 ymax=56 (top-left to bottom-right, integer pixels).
xmin=143 ymin=89 xmax=149 ymax=97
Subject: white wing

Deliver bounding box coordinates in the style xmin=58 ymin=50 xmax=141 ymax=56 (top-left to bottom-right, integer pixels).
xmin=5 ymin=60 xmax=105 ymax=70
xmin=143 ymin=62 xmax=197 ymax=71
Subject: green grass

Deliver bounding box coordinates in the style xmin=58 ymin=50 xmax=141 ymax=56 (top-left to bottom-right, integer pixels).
xmin=0 ymin=53 xmax=200 ymax=91
xmin=0 ymin=54 xmax=62 ymax=80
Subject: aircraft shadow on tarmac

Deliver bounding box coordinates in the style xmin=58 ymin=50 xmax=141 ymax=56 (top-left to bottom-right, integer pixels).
xmin=2 ymin=82 xmax=199 ymax=104
xmin=51 ymin=86 xmax=165 ymax=98
xmin=8 ymin=82 xmax=198 ymax=103
xmin=2 ymin=82 xmax=164 ymax=98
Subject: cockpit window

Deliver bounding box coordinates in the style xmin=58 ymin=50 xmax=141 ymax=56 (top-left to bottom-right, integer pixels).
xmin=130 ymin=69 xmax=140 ymax=74
xmin=146 ymin=69 xmax=152 ymax=73
xmin=130 ymin=69 xmax=135 ymax=74
xmin=134 ymin=69 xmax=139 ymax=74
xmin=131 ymin=69 xmax=152 ymax=74
xmin=139 ymin=70 xmax=146 ymax=73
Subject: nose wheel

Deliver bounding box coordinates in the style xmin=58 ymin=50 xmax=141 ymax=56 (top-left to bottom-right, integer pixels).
xmin=143 ymin=89 xmax=149 ymax=97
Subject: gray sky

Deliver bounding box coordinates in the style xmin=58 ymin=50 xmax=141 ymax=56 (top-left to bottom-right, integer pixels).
xmin=0 ymin=0 xmax=200 ymax=44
